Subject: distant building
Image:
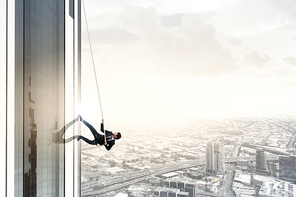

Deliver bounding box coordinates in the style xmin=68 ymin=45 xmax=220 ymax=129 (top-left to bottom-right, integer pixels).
xmin=170 ymin=180 xmax=177 ymax=188
xmin=205 ymin=142 xmax=224 ymax=175
xmin=127 ymin=185 xmax=151 ymax=197
xmin=187 ymin=172 xmax=203 ymax=180
xmin=163 ymin=178 xmax=195 ymax=197
xmin=164 ymin=179 xmax=170 ymax=187
xmin=255 ymin=186 xmax=260 ymax=197
xmin=289 ymin=148 xmax=296 ymax=156
xmin=279 ymin=155 xmax=296 ymax=182
xmin=154 ymin=187 xmax=162 ymax=196
xmin=184 ymin=183 xmax=195 ymax=197
xmin=153 ymin=187 xmax=189 ymax=197
xmin=149 ymin=177 xmax=162 ymax=184
xmin=256 ymin=148 xmax=266 ymax=170
xmin=255 ymin=148 xmax=268 ymax=174
xmin=177 ymin=180 xmax=185 ymax=190
xmin=106 ymin=166 xmax=126 ymax=174
xmin=177 ymin=191 xmax=189 ymax=197
xmin=162 ymin=187 xmax=178 ymax=197
xmin=238 ymin=159 xmax=250 ymax=167
xmin=115 ymin=193 xmax=128 ymax=197
xmin=161 ymin=172 xmax=179 ymax=179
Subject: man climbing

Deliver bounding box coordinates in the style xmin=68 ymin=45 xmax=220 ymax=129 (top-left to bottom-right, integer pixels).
xmin=77 ymin=115 xmax=121 ymax=151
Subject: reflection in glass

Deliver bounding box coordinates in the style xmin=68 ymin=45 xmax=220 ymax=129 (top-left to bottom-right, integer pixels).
xmin=52 ymin=117 xmax=80 ymax=144
xmin=22 ymin=0 xmax=66 ymax=196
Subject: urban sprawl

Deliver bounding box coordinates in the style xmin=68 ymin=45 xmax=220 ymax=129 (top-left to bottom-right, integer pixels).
xmin=81 ymin=117 xmax=296 ymax=197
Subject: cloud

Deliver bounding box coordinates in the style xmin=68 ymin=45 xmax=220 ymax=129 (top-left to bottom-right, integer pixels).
xmin=160 ymin=14 xmax=185 ymax=28
xmin=269 ymin=0 xmax=296 ymax=20
xmin=270 ymin=0 xmax=296 ymax=10
xmin=82 ymin=27 xmax=139 ymax=46
xmin=243 ymin=51 xmax=271 ymax=68
xmin=283 ymin=56 xmax=296 ymax=67
xmin=214 ymin=0 xmax=282 ymax=37
xmin=228 ymin=38 xmax=242 ymax=47
xmin=118 ymin=6 xmax=239 ymax=76
xmin=274 ymin=69 xmax=296 ymax=77
xmin=119 ymin=6 xmax=161 ymax=35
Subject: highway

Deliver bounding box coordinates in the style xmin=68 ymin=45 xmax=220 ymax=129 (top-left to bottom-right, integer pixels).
xmin=82 ymin=160 xmax=204 ymax=196
xmin=218 ymin=164 xmax=236 ymax=197
xmin=82 ymin=146 xmax=281 ymax=196
xmin=82 ymin=154 xmax=280 ymax=196
xmin=225 ymin=155 xmax=279 ymax=163
xmin=232 ymin=136 xmax=243 ymax=157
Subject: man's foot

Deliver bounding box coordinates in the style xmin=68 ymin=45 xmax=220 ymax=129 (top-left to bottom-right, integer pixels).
xmin=76 ymin=114 xmax=83 ymax=122
xmin=75 ymin=115 xmax=79 ymax=122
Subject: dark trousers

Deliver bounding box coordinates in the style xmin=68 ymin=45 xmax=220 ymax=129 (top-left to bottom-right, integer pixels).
xmin=79 ymin=118 xmax=104 ymax=145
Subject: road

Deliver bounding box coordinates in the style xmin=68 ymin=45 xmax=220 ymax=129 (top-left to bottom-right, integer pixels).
xmin=225 ymin=155 xmax=279 ymax=163
xmin=262 ymin=132 xmax=274 ymax=145
xmin=219 ymin=164 xmax=235 ymax=197
xmin=232 ymin=136 xmax=243 ymax=157
xmin=82 ymin=160 xmax=204 ymax=196
xmin=82 ymin=154 xmax=279 ymax=196
xmin=288 ymin=133 xmax=296 ymax=149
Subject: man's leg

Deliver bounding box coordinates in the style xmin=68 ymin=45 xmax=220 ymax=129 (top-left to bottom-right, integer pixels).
xmin=53 ymin=115 xmax=80 ymax=143
xmin=77 ymin=135 xmax=97 ymax=145
xmin=64 ymin=135 xmax=79 ymax=143
xmin=80 ymin=116 xmax=100 ymax=139
xmin=62 ymin=115 xmax=80 ymax=133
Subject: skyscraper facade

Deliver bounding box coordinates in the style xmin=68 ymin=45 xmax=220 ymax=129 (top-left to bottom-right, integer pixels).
xmin=0 ymin=0 xmax=81 ymax=196
xmin=255 ymin=148 xmax=266 ymax=171
xmin=255 ymin=148 xmax=268 ymax=175
xmin=205 ymin=142 xmax=224 ymax=175
xmin=279 ymin=155 xmax=296 ymax=182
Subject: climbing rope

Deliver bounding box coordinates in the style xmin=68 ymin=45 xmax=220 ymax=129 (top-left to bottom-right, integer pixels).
xmin=82 ymin=0 xmax=106 ymax=139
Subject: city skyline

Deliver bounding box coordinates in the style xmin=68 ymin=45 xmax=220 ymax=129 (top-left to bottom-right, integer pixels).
xmin=80 ymin=116 xmax=296 ymax=196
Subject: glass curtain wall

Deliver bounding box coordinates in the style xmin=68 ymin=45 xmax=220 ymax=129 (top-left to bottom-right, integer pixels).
xmin=1 ymin=0 xmax=80 ymax=196
xmin=0 ymin=0 xmax=8 ymax=196
xmin=0 ymin=0 xmax=81 ymax=197
xmin=22 ymin=0 xmax=65 ymax=196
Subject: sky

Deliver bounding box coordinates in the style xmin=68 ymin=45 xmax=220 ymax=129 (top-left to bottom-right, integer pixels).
xmin=80 ymin=0 xmax=296 ymax=124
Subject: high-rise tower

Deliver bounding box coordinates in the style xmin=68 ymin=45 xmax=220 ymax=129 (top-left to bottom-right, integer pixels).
xmin=255 ymin=148 xmax=268 ymax=175
xmin=205 ymin=142 xmax=224 ymax=175
xmin=255 ymin=148 xmax=266 ymax=170
xmin=279 ymin=155 xmax=296 ymax=182
xmin=0 ymin=0 xmax=81 ymax=196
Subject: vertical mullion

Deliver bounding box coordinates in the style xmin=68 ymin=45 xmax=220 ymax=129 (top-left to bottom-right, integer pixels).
xmin=5 ymin=0 xmax=8 ymax=196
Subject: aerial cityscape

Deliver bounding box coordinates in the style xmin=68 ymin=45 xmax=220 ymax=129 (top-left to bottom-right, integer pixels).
xmin=81 ymin=116 xmax=296 ymax=197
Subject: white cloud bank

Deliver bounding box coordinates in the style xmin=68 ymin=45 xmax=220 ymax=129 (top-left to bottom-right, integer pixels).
xmin=80 ymin=1 xmax=296 ymax=120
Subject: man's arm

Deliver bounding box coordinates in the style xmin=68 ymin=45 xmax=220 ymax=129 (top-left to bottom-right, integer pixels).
xmin=100 ymin=119 xmax=104 ymax=133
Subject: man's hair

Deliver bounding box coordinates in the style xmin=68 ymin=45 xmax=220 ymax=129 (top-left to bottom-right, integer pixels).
xmin=116 ymin=132 xmax=121 ymax=140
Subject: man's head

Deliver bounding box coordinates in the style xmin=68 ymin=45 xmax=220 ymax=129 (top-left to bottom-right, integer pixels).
xmin=113 ymin=132 xmax=121 ymax=140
